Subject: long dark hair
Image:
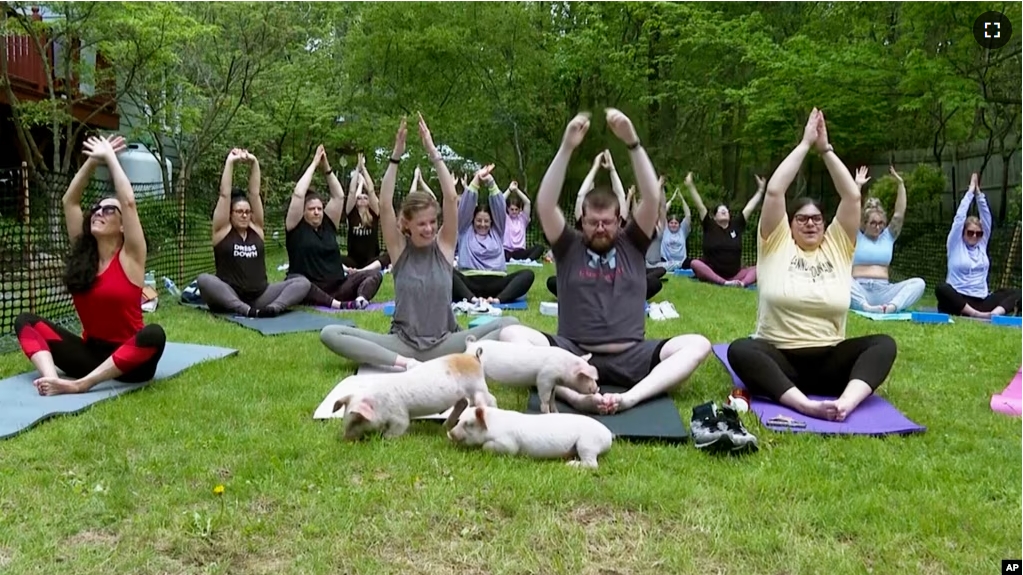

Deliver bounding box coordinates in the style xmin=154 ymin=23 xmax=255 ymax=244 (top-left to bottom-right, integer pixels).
xmin=63 ymin=208 xmax=101 ymax=294
xmin=787 ymin=197 xmax=823 ymax=222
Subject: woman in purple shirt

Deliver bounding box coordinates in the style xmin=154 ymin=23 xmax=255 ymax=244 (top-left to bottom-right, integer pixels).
xmin=935 ymin=173 xmax=1020 ymax=318
xmin=502 ymin=181 xmax=545 ymax=262
xmin=453 ymin=165 xmax=536 ymax=304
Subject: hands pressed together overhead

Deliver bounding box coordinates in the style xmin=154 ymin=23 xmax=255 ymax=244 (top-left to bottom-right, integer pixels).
xmin=83 ymin=134 xmax=127 ymax=162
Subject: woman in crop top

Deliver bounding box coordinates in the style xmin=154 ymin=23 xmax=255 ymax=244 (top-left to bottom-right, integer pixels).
xmin=686 ymin=172 xmax=764 ymax=288
xmin=320 ymin=115 xmax=518 ymax=370
xmin=197 ymin=149 xmax=311 ymax=317
xmin=935 ymin=173 xmax=1021 ymax=318
xmin=727 ymin=108 xmax=897 ymax=422
xmin=502 ymin=181 xmax=545 ymax=262
xmin=342 ymin=153 xmax=391 ymax=272
xmin=14 ymin=135 xmax=166 ymax=395
xmin=284 ymin=145 xmax=383 ymax=310
xmin=849 ymin=166 xmax=925 ymax=313
xmin=452 ymin=165 xmax=536 ymax=304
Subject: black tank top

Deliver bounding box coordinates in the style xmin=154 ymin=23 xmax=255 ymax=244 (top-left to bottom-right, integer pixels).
xmin=214 ymin=228 xmax=268 ymax=300
xmin=286 ymin=217 xmax=346 ymax=289
xmin=346 ymin=208 xmax=380 ymax=265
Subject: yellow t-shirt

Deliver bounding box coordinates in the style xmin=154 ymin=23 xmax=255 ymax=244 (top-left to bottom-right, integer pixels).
xmin=753 ymin=218 xmax=855 ymax=349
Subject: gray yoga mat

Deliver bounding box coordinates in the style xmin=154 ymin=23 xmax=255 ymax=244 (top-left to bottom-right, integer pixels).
xmin=182 ymin=303 xmax=354 ymax=335
xmin=525 ymin=385 xmax=690 ymax=443
xmin=0 ymin=342 xmax=238 ymax=440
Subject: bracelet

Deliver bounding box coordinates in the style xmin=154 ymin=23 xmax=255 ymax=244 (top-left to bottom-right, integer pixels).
xmin=325 ymin=168 xmax=333 ymax=176
xmin=627 ymin=140 xmax=641 ymax=151
xmin=389 ymin=157 xmax=401 ymax=164
xmin=822 ymin=144 xmax=834 ymax=155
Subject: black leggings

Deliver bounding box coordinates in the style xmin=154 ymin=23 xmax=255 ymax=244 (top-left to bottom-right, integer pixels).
xmin=505 ymin=246 xmax=545 ymax=261
xmin=342 ymin=252 xmax=391 ymax=270
xmin=546 ymin=268 xmax=665 ymax=301
xmin=14 ymin=313 xmax=167 ymax=383
xmin=935 ymin=282 xmax=1021 ymax=316
xmin=290 ymin=270 xmax=383 ymax=307
xmin=453 ymin=270 xmax=535 ymax=303
xmin=726 ymin=335 xmax=897 ymax=400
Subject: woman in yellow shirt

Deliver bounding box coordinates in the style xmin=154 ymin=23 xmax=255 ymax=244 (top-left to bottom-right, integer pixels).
xmin=727 ymin=109 xmax=897 ymax=422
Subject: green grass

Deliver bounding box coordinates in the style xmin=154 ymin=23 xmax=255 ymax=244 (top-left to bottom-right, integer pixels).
xmin=0 ymin=256 xmax=1020 ymax=575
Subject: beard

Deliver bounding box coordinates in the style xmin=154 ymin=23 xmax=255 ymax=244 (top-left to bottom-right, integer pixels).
xmin=584 ymin=231 xmax=615 ymax=254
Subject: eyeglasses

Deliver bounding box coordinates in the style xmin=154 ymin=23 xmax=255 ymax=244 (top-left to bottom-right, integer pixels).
xmin=965 ymin=230 xmax=984 ymax=239
xmin=232 ymin=209 xmax=252 ymax=216
xmin=793 ymin=214 xmax=823 ymax=225
xmin=581 ymin=218 xmax=619 ymax=230
xmin=867 ymin=221 xmax=886 ymax=228
xmin=91 ymin=204 xmax=120 ymax=217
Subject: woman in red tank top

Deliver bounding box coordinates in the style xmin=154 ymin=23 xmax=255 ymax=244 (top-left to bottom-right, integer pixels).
xmin=14 ymin=135 xmax=166 ymax=396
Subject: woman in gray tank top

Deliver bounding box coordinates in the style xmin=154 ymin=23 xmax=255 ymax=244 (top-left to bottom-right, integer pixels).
xmin=319 ymin=115 xmax=518 ymax=370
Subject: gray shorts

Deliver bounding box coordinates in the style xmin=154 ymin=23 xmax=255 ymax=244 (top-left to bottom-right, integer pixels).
xmin=543 ymin=333 xmax=667 ymax=388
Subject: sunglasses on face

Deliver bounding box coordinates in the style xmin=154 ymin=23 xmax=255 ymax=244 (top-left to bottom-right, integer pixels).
xmin=794 ymin=214 xmax=823 ymax=225
xmin=91 ymin=204 xmax=120 ymax=217
xmin=965 ymin=230 xmax=984 ymax=239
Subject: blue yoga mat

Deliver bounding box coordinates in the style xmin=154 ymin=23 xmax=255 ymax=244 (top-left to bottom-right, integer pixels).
xmin=0 ymin=343 xmax=238 ymax=440
xmin=182 ymin=303 xmax=354 ymax=335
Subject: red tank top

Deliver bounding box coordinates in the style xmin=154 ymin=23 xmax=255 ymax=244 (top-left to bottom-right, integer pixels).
xmin=72 ymin=250 xmax=144 ymax=343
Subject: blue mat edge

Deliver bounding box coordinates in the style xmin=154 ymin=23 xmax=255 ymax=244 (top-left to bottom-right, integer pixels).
xmin=0 ymin=343 xmax=238 ymax=441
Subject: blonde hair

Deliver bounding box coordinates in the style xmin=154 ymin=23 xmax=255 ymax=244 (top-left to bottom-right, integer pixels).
xmin=356 ymin=205 xmax=373 ymax=228
xmin=965 ymin=215 xmax=982 ymax=229
xmin=862 ymin=197 xmax=887 ymax=224
xmin=399 ymin=191 xmax=440 ymax=235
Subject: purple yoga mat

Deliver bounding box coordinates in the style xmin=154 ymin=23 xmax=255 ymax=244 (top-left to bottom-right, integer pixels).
xmin=314 ymin=301 xmax=393 ymax=313
xmin=711 ymin=343 xmax=925 ymax=436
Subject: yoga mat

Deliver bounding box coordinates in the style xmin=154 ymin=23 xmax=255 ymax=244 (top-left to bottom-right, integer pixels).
xmin=507 ymin=259 xmax=544 ymax=267
xmin=710 ymin=343 xmax=925 ymax=436
xmin=524 ymin=385 xmax=689 ymax=443
xmin=314 ymin=301 xmax=394 ymax=313
xmin=183 ymin=303 xmax=355 ymax=335
xmin=468 ymin=316 xmax=500 ymax=328
xmin=313 ymin=364 xmax=454 ymax=421
xmin=851 ymin=310 xmax=913 ymax=321
xmin=990 ymin=367 xmax=1022 ymax=417
xmin=686 ymin=276 xmax=757 ymax=290
xmin=672 ymin=269 xmax=695 ymax=277
xmin=0 ymin=343 xmax=238 ymax=440
xmin=384 ymin=298 xmax=528 ymax=316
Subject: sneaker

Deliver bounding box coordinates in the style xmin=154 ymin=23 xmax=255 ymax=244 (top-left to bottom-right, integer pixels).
xmin=690 ymin=401 xmax=758 ymax=454
xmin=648 ymin=302 xmax=665 ymax=321
xmin=659 ymin=301 xmax=680 ymax=319
xmin=355 ymin=296 xmax=369 ymax=310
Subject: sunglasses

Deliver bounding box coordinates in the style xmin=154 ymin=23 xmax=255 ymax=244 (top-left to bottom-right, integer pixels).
xmin=91 ymin=204 xmax=120 ymax=217
xmin=965 ymin=230 xmax=984 ymax=239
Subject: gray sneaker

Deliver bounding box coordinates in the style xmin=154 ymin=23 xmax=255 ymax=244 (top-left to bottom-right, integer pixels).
xmin=691 ymin=401 xmax=759 ymax=454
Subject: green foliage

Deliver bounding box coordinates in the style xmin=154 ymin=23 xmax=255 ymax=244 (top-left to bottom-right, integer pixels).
xmin=867 ymin=164 xmax=947 ymax=220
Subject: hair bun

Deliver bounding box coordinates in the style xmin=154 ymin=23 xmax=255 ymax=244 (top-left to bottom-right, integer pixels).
xmin=865 ymin=197 xmax=881 ymax=209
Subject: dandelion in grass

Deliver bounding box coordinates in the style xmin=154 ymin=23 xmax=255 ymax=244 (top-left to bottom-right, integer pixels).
xmin=213 ymin=484 xmax=225 ymax=496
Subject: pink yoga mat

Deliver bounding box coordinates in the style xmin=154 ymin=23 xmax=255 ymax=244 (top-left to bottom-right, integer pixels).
xmin=711 ymin=343 xmax=925 ymax=436
xmin=314 ymin=301 xmax=393 ymax=313
xmin=990 ymin=367 xmax=1022 ymax=417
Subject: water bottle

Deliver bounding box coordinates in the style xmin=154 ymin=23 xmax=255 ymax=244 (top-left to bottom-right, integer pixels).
xmin=163 ymin=277 xmax=181 ymax=297
xmin=144 ymin=271 xmax=156 ymax=290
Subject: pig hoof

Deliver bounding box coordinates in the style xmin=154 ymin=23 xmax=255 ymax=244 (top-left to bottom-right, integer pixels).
xmin=566 ymin=460 xmax=597 ymax=470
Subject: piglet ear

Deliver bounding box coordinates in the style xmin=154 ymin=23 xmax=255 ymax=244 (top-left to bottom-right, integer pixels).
xmin=444 ymin=397 xmax=469 ymax=430
xmin=350 ymin=398 xmax=375 ymax=422
xmin=580 ymin=353 xmax=593 ymax=362
xmin=332 ymin=394 xmax=353 ymax=414
xmin=474 ymin=406 xmax=488 ymax=430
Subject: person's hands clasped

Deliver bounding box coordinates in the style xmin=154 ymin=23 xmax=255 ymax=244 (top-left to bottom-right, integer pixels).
xmin=561 ymin=113 xmax=591 ymax=151
xmin=605 ymin=108 xmax=640 ymax=148
xmin=83 ymin=135 xmax=126 ymax=163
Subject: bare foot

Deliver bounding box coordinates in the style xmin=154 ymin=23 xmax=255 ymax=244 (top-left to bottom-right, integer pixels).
xmin=567 ymin=392 xmax=606 ymax=414
xmin=597 ymin=393 xmax=635 ymax=414
xmin=487 ymin=297 xmax=500 ymax=304
xmin=799 ymin=399 xmax=841 ymax=421
xmin=990 ymin=306 xmax=1006 ymax=317
xmin=724 ymin=280 xmax=742 ymax=288
xmin=34 ymin=377 xmax=81 ymax=396
xmin=831 ymin=398 xmax=857 ymax=422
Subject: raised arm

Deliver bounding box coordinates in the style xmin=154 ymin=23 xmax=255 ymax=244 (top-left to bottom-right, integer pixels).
xmin=245 ymin=152 xmax=264 ymax=233
xmin=762 ymin=109 xmax=820 ymax=240
xmin=86 ymin=136 xmax=146 ymax=274
xmin=606 ymin=151 xmax=628 ymax=217
xmin=684 ymin=172 xmax=708 ymax=220
xmin=287 ymin=146 xmax=324 ymax=232
xmin=359 ymin=156 xmax=380 ymax=215
xmin=542 ymin=113 xmax=590 ymax=244
xmin=607 ymin=109 xmax=660 ymax=237
xmin=976 ymin=174 xmax=992 ymax=243
xmin=678 ymin=189 xmax=692 ymax=225
xmin=63 ymin=156 xmax=101 ymax=242
xmin=380 ymin=119 xmax=408 ymax=260
xmin=418 ymin=113 xmax=459 ymax=262
xmin=345 ymin=169 xmax=360 ymax=214
xmin=741 ymin=175 xmax=766 ymax=220
xmin=486 ymin=175 xmax=507 ymax=240
xmin=814 ymin=112 xmax=860 ymax=242
xmin=513 ymin=183 xmax=531 ymax=220
xmin=213 ymin=149 xmax=241 ymax=244
xmin=887 ymin=166 xmax=906 ymax=239
xmin=458 ymin=168 xmax=485 ymax=236
xmin=321 ymin=152 xmax=345 ymax=228
xmin=574 ymin=152 xmax=604 ymax=220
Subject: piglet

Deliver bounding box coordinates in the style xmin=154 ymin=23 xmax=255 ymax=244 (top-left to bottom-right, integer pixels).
xmin=331 ymin=348 xmax=496 ymax=441
xmin=463 ymin=337 xmax=599 ymax=414
xmin=444 ymin=395 xmax=614 ymax=469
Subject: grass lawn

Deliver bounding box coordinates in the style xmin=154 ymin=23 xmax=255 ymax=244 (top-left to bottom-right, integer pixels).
xmin=0 ymin=256 xmax=1020 ymax=575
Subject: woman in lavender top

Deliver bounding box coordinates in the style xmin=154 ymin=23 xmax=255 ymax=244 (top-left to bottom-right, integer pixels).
xmin=453 ymin=164 xmax=536 ymax=304
xmin=935 ymin=172 xmax=1020 ymax=318
xmin=502 ymin=181 xmax=545 ymax=262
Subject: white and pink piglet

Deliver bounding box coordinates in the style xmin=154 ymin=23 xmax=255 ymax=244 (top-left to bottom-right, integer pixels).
xmin=331 ymin=348 xmax=496 ymax=441
xmin=444 ymin=394 xmax=614 ymax=469
xmin=463 ymin=337 xmax=599 ymax=414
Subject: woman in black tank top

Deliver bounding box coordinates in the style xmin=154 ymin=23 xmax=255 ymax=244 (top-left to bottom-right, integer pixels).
xmin=685 ymin=172 xmax=764 ymax=288
xmin=197 ymin=149 xmax=312 ymax=317
xmin=342 ymin=153 xmax=391 ymax=271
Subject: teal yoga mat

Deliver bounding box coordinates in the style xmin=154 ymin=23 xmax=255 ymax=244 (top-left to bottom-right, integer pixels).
xmin=0 ymin=343 xmax=238 ymax=440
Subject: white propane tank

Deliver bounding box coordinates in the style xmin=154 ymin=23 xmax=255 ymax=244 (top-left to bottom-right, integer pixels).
xmin=93 ymin=142 xmax=172 ymax=200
